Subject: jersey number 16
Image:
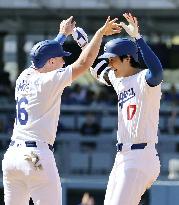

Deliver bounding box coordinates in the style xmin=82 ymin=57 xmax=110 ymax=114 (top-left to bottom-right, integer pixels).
xmin=15 ymin=97 xmax=28 ymax=125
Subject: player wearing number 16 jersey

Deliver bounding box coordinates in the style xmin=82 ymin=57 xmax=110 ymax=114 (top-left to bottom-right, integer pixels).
xmin=90 ymin=13 xmax=163 ymax=205
xmin=2 ymin=16 xmax=121 ymax=205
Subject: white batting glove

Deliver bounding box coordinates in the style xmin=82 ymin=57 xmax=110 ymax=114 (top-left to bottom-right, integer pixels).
xmin=120 ymin=22 xmax=140 ymax=39
xmin=120 ymin=13 xmax=141 ymax=39
xmin=72 ymin=27 xmax=88 ymax=49
xmin=24 ymin=151 xmax=43 ymax=171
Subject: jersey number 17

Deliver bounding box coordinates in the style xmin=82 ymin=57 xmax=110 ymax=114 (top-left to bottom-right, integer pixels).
xmin=127 ymin=104 xmax=136 ymax=120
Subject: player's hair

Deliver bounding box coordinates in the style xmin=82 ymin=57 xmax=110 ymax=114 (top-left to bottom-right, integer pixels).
xmin=119 ymin=55 xmax=140 ymax=68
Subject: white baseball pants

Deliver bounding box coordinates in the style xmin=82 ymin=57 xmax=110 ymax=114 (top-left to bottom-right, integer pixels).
xmin=2 ymin=142 xmax=62 ymax=205
xmin=104 ymin=144 xmax=160 ymax=205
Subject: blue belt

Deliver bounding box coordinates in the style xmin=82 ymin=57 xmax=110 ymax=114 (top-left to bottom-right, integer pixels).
xmin=10 ymin=140 xmax=54 ymax=152
xmin=117 ymin=143 xmax=147 ymax=152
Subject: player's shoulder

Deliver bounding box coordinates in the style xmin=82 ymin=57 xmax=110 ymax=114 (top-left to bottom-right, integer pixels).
xmin=48 ymin=65 xmax=72 ymax=76
xmin=41 ymin=65 xmax=72 ymax=84
xmin=16 ymin=67 xmax=33 ymax=81
xmin=136 ymin=69 xmax=148 ymax=79
xmin=57 ymin=65 xmax=72 ymax=74
xmin=52 ymin=65 xmax=72 ymax=80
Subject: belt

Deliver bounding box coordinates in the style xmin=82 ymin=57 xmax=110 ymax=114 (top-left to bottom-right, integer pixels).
xmin=116 ymin=143 xmax=147 ymax=152
xmin=10 ymin=140 xmax=54 ymax=152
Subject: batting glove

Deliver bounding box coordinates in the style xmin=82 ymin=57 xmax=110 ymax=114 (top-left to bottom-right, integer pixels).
xmin=120 ymin=22 xmax=140 ymax=39
xmin=120 ymin=13 xmax=141 ymax=39
xmin=24 ymin=151 xmax=43 ymax=171
xmin=72 ymin=27 xmax=88 ymax=49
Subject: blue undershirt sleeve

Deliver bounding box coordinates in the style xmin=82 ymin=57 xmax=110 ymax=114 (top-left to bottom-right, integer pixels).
xmin=54 ymin=34 xmax=67 ymax=45
xmin=136 ymin=37 xmax=163 ymax=87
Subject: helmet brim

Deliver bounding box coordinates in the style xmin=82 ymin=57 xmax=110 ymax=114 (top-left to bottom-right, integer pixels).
xmin=61 ymin=51 xmax=72 ymax=57
xmin=98 ymin=53 xmax=117 ymax=59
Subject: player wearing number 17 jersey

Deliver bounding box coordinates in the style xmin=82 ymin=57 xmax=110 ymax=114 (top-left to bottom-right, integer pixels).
xmin=90 ymin=13 xmax=163 ymax=205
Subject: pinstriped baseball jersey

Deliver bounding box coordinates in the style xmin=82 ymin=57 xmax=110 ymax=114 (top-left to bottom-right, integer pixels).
xmin=12 ymin=66 xmax=72 ymax=145
xmin=108 ymin=69 xmax=162 ymax=144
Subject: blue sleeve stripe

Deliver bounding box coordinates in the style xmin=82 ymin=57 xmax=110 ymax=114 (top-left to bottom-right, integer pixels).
xmin=54 ymin=34 xmax=67 ymax=45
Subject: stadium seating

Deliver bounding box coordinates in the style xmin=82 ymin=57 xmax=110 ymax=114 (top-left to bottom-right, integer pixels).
xmin=168 ymin=158 xmax=179 ymax=179
xmin=69 ymin=152 xmax=89 ymax=174
xmin=91 ymin=152 xmax=112 ymax=174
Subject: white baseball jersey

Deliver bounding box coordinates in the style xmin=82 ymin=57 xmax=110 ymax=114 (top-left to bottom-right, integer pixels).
xmin=11 ymin=66 xmax=72 ymax=145
xmin=108 ymin=69 xmax=162 ymax=144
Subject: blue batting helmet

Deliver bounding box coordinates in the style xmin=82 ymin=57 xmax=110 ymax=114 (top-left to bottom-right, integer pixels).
xmin=30 ymin=40 xmax=71 ymax=68
xmin=99 ymin=38 xmax=138 ymax=62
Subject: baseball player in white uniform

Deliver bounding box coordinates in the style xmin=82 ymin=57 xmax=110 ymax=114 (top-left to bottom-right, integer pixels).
xmin=2 ymin=16 xmax=121 ymax=205
xmin=74 ymin=13 xmax=163 ymax=205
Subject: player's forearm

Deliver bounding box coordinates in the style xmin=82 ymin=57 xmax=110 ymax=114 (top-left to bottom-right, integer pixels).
xmin=78 ymin=29 xmax=103 ymax=67
xmin=136 ymin=37 xmax=163 ymax=74
xmin=71 ymin=29 xmax=104 ymax=80
xmin=136 ymin=37 xmax=163 ymax=86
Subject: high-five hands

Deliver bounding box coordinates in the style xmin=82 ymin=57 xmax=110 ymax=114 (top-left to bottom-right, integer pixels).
xmin=59 ymin=16 xmax=76 ymax=36
xmin=100 ymin=16 xmax=122 ymax=36
xmin=120 ymin=13 xmax=140 ymax=38
xmin=72 ymin=16 xmax=122 ymax=49
xmin=73 ymin=13 xmax=141 ymax=49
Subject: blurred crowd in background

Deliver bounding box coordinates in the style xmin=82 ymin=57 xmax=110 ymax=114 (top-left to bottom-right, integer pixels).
xmin=1 ymin=60 xmax=179 ymax=137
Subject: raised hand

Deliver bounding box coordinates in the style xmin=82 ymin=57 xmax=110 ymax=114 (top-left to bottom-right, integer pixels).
xmin=120 ymin=13 xmax=140 ymax=38
xmin=72 ymin=27 xmax=88 ymax=49
xmin=100 ymin=16 xmax=122 ymax=36
xmin=59 ymin=16 xmax=76 ymax=36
